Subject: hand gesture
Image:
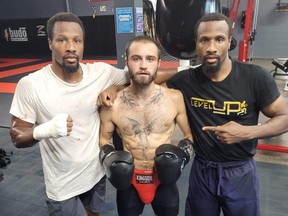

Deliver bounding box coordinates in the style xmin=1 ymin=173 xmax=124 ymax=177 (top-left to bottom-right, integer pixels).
xmin=202 ymin=121 xmax=250 ymax=144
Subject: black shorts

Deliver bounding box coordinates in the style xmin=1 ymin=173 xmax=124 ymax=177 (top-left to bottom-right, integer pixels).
xmin=117 ymin=183 xmax=179 ymax=216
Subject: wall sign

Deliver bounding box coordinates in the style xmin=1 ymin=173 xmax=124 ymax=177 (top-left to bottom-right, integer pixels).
xmin=116 ymin=7 xmax=133 ymax=33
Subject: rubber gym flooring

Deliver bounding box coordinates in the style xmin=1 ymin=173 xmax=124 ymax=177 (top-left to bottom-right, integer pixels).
xmin=0 ymin=57 xmax=288 ymax=216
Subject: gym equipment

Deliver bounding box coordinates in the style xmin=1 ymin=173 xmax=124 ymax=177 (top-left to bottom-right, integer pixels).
xmin=271 ymin=58 xmax=288 ymax=77
xmin=257 ymin=143 xmax=288 ymax=153
xmin=228 ymin=0 xmax=259 ymax=63
xmin=0 ymin=148 xmax=13 ymax=168
xmin=156 ymin=0 xmax=221 ymax=60
xmin=155 ymin=0 xmax=259 ymax=63
xmin=143 ymin=0 xmax=156 ymax=40
xmin=275 ymin=0 xmax=288 ymax=12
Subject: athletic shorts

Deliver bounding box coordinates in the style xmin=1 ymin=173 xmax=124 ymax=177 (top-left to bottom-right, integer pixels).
xmin=185 ymin=156 xmax=259 ymax=216
xmin=46 ymin=176 xmax=106 ymax=216
xmin=117 ymin=170 xmax=179 ymax=216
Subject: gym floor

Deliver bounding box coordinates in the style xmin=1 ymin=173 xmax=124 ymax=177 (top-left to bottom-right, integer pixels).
xmin=0 ymin=57 xmax=288 ymax=216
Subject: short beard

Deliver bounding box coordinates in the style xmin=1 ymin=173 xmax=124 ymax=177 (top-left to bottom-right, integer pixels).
xmin=62 ymin=63 xmax=80 ymax=73
xmin=202 ymin=60 xmax=221 ymax=74
xmin=129 ymin=71 xmax=157 ymax=87
xmin=57 ymin=56 xmax=80 ymax=74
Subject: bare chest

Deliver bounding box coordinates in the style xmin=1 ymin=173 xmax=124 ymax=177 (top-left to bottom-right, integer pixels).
xmin=114 ymin=99 xmax=176 ymax=136
xmin=116 ymin=102 xmax=177 ymax=168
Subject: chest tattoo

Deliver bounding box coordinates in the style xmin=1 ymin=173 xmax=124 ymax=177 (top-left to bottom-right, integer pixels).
xmin=127 ymin=118 xmax=155 ymax=139
xmin=120 ymin=91 xmax=137 ymax=107
xmin=127 ymin=117 xmax=156 ymax=159
xmin=120 ymin=87 xmax=164 ymax=158
xmin=148 ymin=88 xmax=163 ymax=105
xmin=120 ymin=87 xmax=164 ymax=107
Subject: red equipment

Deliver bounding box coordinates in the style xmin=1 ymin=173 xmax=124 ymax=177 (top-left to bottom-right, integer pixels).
xmin=228 ymin=0 xmax=258 ymax=62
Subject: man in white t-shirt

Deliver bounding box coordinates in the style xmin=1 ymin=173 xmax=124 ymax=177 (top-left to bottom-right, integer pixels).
xmin=9 ymin=12 xmax=128 ymax=216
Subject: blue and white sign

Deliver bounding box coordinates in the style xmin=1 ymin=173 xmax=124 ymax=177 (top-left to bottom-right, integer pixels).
xmin=136 ymin=7 xmax=143 ymax=33
xmin=116 ymin=7 xmax=133 ymax=33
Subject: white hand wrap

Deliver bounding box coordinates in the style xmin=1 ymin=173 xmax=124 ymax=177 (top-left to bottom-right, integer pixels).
xmin=33 ymin=113 xmax=69 ymax=140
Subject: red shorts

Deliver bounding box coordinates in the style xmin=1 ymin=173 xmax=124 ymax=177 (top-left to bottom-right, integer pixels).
xmin=131 ymin=169 xmax=160 ymax=204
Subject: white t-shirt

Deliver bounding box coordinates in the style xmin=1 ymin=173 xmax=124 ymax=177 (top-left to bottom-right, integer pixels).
xmin=10 ymin=62 xmax=128 ymax=201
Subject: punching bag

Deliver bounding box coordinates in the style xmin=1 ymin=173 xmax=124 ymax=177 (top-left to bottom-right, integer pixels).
xmin=156 ymin=0 xmax=221 ymax=59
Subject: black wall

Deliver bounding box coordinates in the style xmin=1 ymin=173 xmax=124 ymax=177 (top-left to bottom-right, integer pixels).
xmin=0 ymin=16 xmax=116 ymax=58
xmin=0 ymin=0 xmax=116 ymax=58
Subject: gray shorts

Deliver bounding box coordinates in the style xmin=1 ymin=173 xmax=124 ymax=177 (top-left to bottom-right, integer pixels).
xmin=46 ymin=176 xmax=106 ymax=216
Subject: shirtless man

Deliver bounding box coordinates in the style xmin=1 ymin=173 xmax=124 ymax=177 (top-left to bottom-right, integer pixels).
xmin=99 ymin=36 xmax=193 ymax=216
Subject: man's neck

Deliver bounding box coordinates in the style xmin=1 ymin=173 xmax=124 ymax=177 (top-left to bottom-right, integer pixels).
xmin=51 ymin=63 xmax=83 ymax=84
xmin=129 ymin=83 xmax=157 ymax=100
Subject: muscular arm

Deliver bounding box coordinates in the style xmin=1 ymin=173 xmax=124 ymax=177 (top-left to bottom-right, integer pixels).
xmin=203 ymin=95 xmax=288 ymax=144
xmin=255 ymin=95 xmax=288 ymax=138
xmin=10 ymin=114 xmax=72 ymax=148
xmin=99 ymin=107 xmax=116 ymax=147
xmin=154 ymin=68 xmax=178 ymax=85
xmin=10 ymin=116 xmax=38 ymax=148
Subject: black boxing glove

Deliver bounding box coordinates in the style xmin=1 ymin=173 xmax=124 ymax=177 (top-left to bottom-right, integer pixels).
xmin=99 ymin=144 xmax=134 ymax=190
xmin=154 ymin=139 xmax=193 ymax=185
